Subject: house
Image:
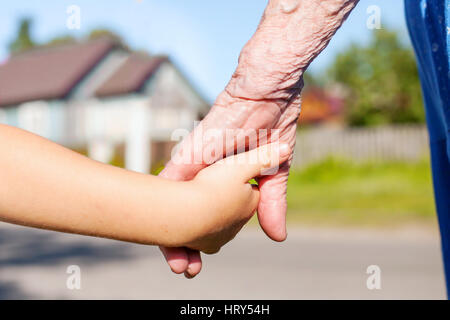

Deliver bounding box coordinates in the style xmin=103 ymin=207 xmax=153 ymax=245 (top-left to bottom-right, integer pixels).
xmin=0 ymin=38 xmax=209 ymax=173
xmin=298 ymin=85 xmax=344 ymax=126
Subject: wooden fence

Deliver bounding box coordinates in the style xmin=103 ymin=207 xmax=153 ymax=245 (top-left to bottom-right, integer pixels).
xmin=292 ymin=125 xmax=429 ymax=168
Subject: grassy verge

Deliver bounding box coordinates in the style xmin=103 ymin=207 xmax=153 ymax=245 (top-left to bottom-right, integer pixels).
xmin=279 ymin=158 xmax=437 ymax=228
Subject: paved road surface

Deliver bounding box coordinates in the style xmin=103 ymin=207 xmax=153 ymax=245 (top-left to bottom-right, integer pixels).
xmin=0 ymin=222 xmax=446 ymax=299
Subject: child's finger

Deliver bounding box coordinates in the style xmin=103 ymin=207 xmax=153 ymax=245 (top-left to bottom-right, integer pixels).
xmin=215 ymin=143 xmax=291 ymax=183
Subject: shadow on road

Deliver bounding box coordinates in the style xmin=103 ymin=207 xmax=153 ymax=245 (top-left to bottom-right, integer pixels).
xmin=0 ymin=227 xmax=133 ymax=267
xmin=0 ymin=224 xmax=143 ymax=299
xmin=0 ymin=281 xmax=30 ymax=299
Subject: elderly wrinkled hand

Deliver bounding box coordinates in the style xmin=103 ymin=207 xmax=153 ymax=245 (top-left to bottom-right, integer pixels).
xmin=159 ymin=0 xmax=359 ymax=278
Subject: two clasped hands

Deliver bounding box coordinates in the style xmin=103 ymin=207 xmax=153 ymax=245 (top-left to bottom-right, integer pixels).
xmin=0 ymin=1 xmax=359 ymax=278
xmin=158 ymin=0 xmax=359 ymax=277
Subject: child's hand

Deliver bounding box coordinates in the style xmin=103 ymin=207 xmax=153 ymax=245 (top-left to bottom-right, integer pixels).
xmin=0 ymin=125 xmax=288 ymax=261
xmin=178 ymin=143 xmax=290 ymax=255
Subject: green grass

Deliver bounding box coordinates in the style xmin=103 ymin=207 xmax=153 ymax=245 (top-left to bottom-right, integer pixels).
xmin=284 ymin=158 xmax=437 ymax=227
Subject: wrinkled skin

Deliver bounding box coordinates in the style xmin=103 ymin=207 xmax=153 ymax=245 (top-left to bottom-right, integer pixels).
xmin=159 ymin=81 xmax=302 ymax=277
xmin=159 ymin=0 xmax=359 ymax=278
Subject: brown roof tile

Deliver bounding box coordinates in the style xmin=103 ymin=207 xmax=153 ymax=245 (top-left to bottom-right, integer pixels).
xmin=0 ymin=39 xmax=116 ymax=107
xmin=95 ymin=54 xmax=168 ymax=97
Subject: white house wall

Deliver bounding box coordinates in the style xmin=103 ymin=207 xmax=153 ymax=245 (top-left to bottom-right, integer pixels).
xmin=144 ymin=62 xmax=208 ymax=132
xmin=81 ymin=96 xmax=149 ymax=143
xmin=0 ymin=108 xmax=9 ymax=125
xmin=72 ymin=96 xmax=152 ymax=169
xmin=49 ymin=101 xmax=69 ymax=145
xmin=125 ymin=101 xmax=152 ymax=173
xmin=0 ymin=101 xmax=69 ymax=145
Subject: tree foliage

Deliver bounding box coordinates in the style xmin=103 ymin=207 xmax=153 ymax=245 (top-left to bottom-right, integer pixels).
xmin=88 ymin=29 xmax=124 ymax=43
xmin=327 ymin=28 xmax=424 ymax=126
xmin=8 ymin=18 xmax=127 ymax=54
xmin=9 ymin=18 xmax=36 ymax=54
xmin=44 ymin=35 xmax=78 ymax=47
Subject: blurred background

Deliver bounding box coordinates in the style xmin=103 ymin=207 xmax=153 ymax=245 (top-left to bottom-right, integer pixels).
xmin=0 ymin=0 xmax=446 ymax=299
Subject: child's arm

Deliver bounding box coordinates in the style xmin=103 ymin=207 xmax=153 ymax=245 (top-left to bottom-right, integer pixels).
xmin=0 ymin=124 xmax=289 ymax=254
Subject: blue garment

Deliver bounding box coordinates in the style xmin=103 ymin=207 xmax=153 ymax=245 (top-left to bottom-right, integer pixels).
xmin=405 ymin=0 xmax=450 ymax=295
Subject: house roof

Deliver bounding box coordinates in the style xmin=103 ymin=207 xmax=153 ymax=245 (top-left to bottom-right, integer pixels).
xmin=0 ymin=39 xmax=117 ymax=107
xmin=95 ymin=54 xmax=168 ymax=97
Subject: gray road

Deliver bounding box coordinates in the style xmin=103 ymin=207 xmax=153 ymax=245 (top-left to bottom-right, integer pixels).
xmin=0 ymin=222 xmax=446 ymax=299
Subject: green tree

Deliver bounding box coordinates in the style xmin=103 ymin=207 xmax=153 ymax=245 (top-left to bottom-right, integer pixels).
xmin=303 ymin=71 xmax=322 ymax=89
xmin=88 ymin=29 xmax=126 ymax=44
xmin=7 ymin=19 xmax=130 ymax=55
xmin=44 ymin=35 xmax=78 ymax=47
xmin=327 ymin=28 xmax=424 ymax=126
xmin=86 ymin=28 xmax=130 ymax=51
xmin=9 ymin=18 xmax=36 ymax=54
xmin=42 ymin=29 xmax=127 ymax=49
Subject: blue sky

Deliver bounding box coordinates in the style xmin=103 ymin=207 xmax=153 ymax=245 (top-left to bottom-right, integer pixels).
xmin=0 ymin=0 xmax=408 ymax=102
